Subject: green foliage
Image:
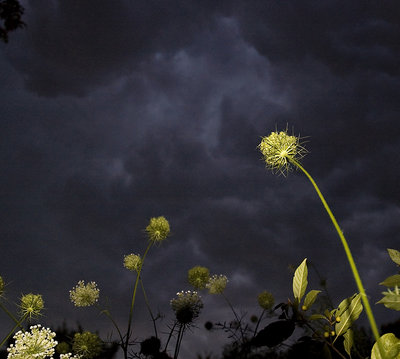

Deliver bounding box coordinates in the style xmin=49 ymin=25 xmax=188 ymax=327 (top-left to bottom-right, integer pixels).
xmin=303 ymin=290 xmax=321 ymax=311
xmin=334 ymin=294 xmax=363 ymax=340
xmin=292 ymin=258 xmax=308 ymax=303
xmin=380 ymin=275 xmax=400 ymax=288
xmin=371 ymin=333 xmax=400 ymax=359
xmin=343 ymin=329 xmax=353 ymax=358
xmin=388 ymin=249 xmax=400 ymax=266
xmin=377 ymin=288 xmax=400 ymax=311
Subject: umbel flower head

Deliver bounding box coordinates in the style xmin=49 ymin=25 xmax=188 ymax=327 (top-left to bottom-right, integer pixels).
xmin=145 ymin=216 xmax=170 ymax=243
xmin=170 ymin=290 xmax=203 ymax=324
xmin=123 ymin=253 xmax=142 ymax=272
xmin=188 ymin=266 xmax=210 ymax=290
xmin=72 ymin=331 xmax=102 ymax=359
xmin=20 ymin=293 xmax=44 ymax=319
xmin=257 ymin=290 xmax=275 ymax=310
xmin=69 ymin=280 xmax=99 ymax=307
xmin=258 ymin=128 xmax=307 ymax=176
xmin=7 ymin=324 xmax=57 ymax=359
xmin=206 ymin=274 xmax=228 ymax=294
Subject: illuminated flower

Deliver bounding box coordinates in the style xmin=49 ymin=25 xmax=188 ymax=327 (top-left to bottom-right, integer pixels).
xmin=257 ymin=290 xmax=275 ymax=310
xmin=7 ymin=324 xmax=57 ymax=359
xmin=60 ymin=354 xmax=82 ymax=359
xmin=188 ymin=266 xmax=210 ymax=290
xmin=20 ymin=293 xmax=44 ymax=319
xmin=206 ymin=274 xmax=228 ymax=294
xmin=170 ymin=290 xmax=203 ymax=324
xmin=123 ymin=254 xmax=142 ymax=272
xmin=0 ymin=275 xmax=4 ymax=296
xmin=72 ymin=331 xmax=102 ymax=359
xmin=69 ymin=280 xmax=99 ymax=307
xmin=145 ymin=216 xmax=170 ymax=243
xmin=258 ymin=129 xmax=307 ymax=176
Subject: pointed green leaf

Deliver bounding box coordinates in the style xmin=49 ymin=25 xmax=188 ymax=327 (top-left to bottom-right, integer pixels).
xmin=303 ymin=290 xmax=321 ymax=310
xmin=388 ymin=249 xmax=400 ymax=266
xmin=334 ymin=293 xmax=363 ymax=340
xmin=371 ymin=333 xmax=400 ymax=359
xmin=380 ymin=275 xmax=400 ymax=287
xmin=293 ymin=258 xmax=308 ymax=302
xmin=343 ymin=329 xmax=353 ymax=358
xmin=335 ymin=293 xmax=357 ymax=317
xmin=377 ymin=289 xmax=400 ymax=311
xmin=309 ymin=313 xmax=328 ymax=321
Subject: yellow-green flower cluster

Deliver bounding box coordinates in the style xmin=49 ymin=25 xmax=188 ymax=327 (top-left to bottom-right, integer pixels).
xmin=188 ymin=266 xmax=210 ymax=290
xmin=0 ymin=275 xmax=4 ymax=296
xmin=69 ymin=280 xmax=99 ymax=307
xmin=258 ymin=129 xmax=307 ymax=176
xmin=257 ymin=290 xmax=275 ymax=310
xmin=72 ymin=331 xmax=102 ymax=359
xmin=7 ymin=324 xmax=57 ymax=359
xmin=170 ymin=290 xmax=203 ymax=324
xmin=124 ymin=253 xmax=142 ymax=272
xmin=206 ymin=274 xmax=228 ymax=294
xmin=20 ymin=293 xmax=44 ymax=319
xmin=145 ymin=216 xmax=170 ymax=243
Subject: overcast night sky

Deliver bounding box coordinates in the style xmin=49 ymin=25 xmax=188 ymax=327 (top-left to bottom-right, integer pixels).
xmin=1 ymin=1 xmax=400 ymax=358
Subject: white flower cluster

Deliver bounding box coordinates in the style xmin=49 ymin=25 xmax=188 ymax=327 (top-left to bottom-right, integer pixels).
xmin=69 ymin=280 xmax=99 ymax=307
xmin=7 ymin=325 xmax=57 ymax=359
xmin=60 ymin=354 xmax=82 ymax=359
xmin=206 ymin=274 xmax=228 ymax=294
xmin=170 ymin=290 xmax=203 ymax=324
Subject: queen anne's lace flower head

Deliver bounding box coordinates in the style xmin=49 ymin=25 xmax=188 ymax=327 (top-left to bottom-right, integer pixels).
xmin=72 ymin=331 xmax=102 ymax=359
xmin=206 ymin=274 xmax=228 ymax=294
xmin=145 ymin=216 xmax=170 ymax=243
xmin=7 ymin=324 xmax=57 ymax=359
xmin=123 ymin=254 xmax=142 ymax=272
xmin=258 ymin=129 xmax=307 ymax=176
xmin=20 ymin=293 xmax=44 ymax=319
xmin=60 ymin=354 xmax=82 ymax=359
xmin=69 ymin=280 xmax=99 ymax=307
xmin=170 ymin=290 xmax=203 ymax=324
xmin=257 ymin=290 xmax=275 ymax=310
xmin=188 ymin=266 xmax=210 ymax=290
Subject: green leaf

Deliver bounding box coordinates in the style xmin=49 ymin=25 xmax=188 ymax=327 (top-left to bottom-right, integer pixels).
xmin=343 ymin=329 xmax=353 ymax=358
xmin=371 ymin=333 xmax=400 ymax=359
xmin=335 ymin=293 xmax=357 ymax=317
xmin=334 ymin=293 xmax=363 ymax=340
xmin=309 ymin=313 xmax=327 ymax=321
xmin=377 ymin=289 xmax=400 ymax=311
xmin=388 ymin=249 xmax=400 ymax=266
xmin=293 ymin=258 xmax=308 ymax=302
xmin=380 ymin=275 xmax=400 ymax=287
xmin=303 ymin=290 xmax=321 ymax=310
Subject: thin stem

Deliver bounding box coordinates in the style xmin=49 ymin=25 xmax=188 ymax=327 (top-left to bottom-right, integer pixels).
xmin=99 ymin=306 xmax=125 ymax=346
xmin=164 ymin=321 xmax=178 ymax=352
xmin=222 ymin=293 xmax=245 ymax=342
xmin=123 ymin=241 xmax=153 ymax=357
xmin=0 ymin=313 xmax=28 ymax=348
xmin=253 ymin=309 xmax=266 ymax=337
xmin=140 ymin=277 xmax=158 ymax=338
xmin=289 ymin=158 xmax=382 ymax=346
xmin=0 ymin=302 xmax=24 ymax=329
xmin=173 ymin=323 xmax=185 ymax=359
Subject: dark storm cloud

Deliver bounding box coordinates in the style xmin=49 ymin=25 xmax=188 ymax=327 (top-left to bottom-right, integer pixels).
xmin=1 ymin=1 xmax=400 ymax=357
xmin=5 ymin=0 xmax=232 ymax=96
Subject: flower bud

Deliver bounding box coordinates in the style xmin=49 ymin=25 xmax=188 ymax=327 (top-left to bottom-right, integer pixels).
xmin=20 ymin=293 xmax=44 ymax=319
xmin=257 ymin=290 xmax=275 ymax=310
xmin=145 ymin=216 xmax=170 ymax=243
xmin=188 ymin=266 xmax=210 ymax=290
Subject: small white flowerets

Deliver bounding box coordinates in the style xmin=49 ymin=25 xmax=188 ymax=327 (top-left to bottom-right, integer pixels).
xmin=7 ymin=324 xmax=57 ymax=359
xmin=170 ymin=290 xmax=203 ymax=324
xmin=206 ymin=274 xmax=228 ymax=294
xmin=69 ymin=280 xmax=99 ymax=307
xmin=60 ymin=354 xmax=82 ymax=359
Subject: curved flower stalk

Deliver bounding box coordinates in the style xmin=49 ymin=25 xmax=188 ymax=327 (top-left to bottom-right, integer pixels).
xmin=258 ymin=129 xmax=382 ymax=349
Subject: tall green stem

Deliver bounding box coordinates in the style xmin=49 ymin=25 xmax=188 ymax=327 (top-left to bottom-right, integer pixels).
xmin=123 ymin=241 xmax=153 ymax=357
xmin=289 ymin=158 xmax=381 ymax=343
